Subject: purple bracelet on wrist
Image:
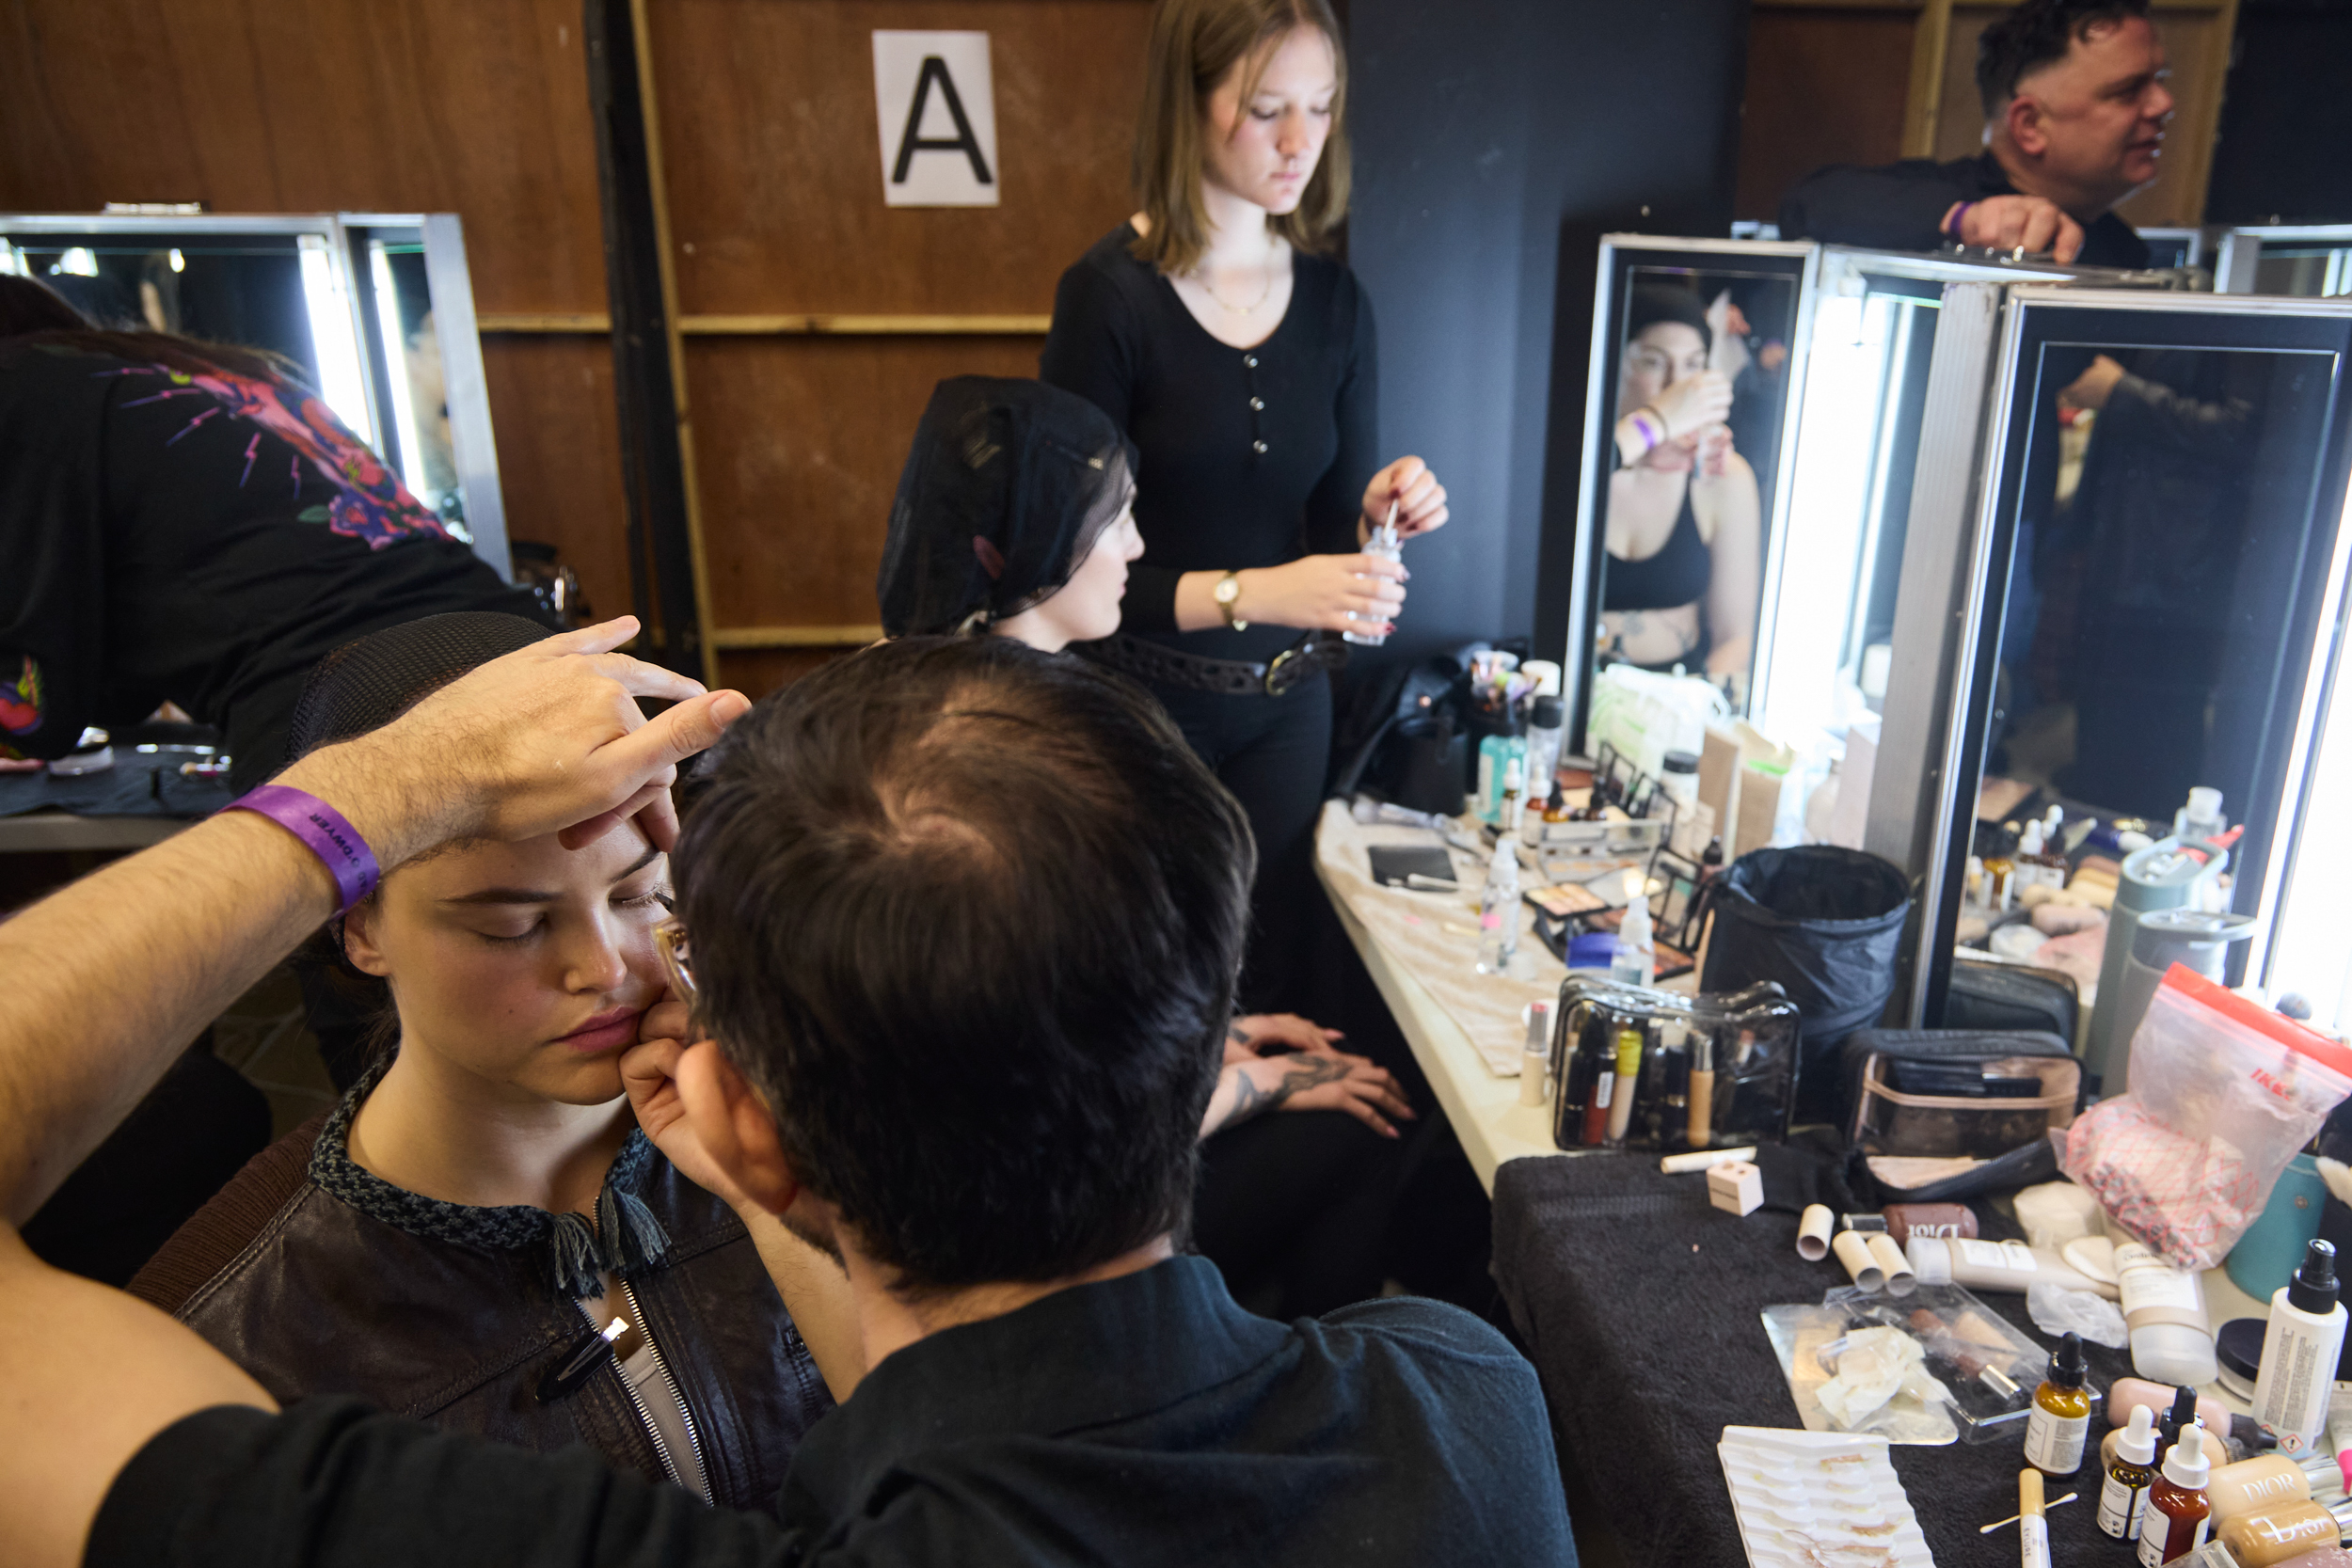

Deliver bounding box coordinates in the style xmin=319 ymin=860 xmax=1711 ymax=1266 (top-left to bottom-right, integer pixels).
xmin=227 ymin=784 xmax=381 ymax=913
xmin=1946 ymin=201 xmax=1974 ymax=239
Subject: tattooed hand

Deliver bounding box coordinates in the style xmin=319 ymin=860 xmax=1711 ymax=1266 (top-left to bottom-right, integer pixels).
xmin=1200 ymin=1049 xmax=1416 ymax=1140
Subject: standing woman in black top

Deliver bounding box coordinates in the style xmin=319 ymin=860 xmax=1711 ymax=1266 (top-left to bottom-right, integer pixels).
xmin=1041 ymin=0 xmax=1446 ymax=1014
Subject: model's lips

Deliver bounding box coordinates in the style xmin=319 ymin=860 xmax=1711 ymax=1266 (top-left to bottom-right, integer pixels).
xmin=556 ymin=1006 xmax=647 ymax=1055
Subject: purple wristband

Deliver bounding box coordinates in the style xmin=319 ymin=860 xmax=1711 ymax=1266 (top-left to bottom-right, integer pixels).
xmin=1947 ymin=201 xmax=1973 ymax=239
xmin=227 ymin=784 xmax=381 ymax=913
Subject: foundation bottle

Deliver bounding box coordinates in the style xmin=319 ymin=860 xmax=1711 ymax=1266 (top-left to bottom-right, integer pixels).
xmin=2100 ymin=1403 xmax=2158 ymax=1540
xmin=2207 ymin=1455 xmax=2314 ymax=1528
xmin=2139 ymin=1422 xmax=2213 ymax=1566
xmin=2025 ymin=1331 xmax=2092 ymax=1475
xmin=2219 ymin=1499 xmax=2352 ymax=1566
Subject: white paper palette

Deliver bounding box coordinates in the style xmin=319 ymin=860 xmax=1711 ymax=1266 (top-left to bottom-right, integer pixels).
xmin=1717 ymin=1426 xmax=1936 ymax=1568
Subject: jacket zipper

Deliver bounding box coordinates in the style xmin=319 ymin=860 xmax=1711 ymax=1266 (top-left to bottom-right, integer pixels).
xmin=617 ymin=1276 xmax=710 ymax=1501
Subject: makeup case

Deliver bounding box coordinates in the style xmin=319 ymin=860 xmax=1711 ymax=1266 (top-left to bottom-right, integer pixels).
xmin=1841 ymin=1028 xmax=2080 ymax=1160
xmin=1942 ymin=958 xmax=2079 ymax=1047
xmin=1548 ymin=977 xmax=1801 ymax=1153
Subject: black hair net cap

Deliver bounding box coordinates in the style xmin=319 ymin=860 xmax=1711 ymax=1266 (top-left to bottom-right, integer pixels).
xmin=876 ymin=376 xmax=1137 ymax=639
xmin=286 ymin=611 xmax=553 ymax=761
xmin=1625 ymin=284 xmax=1713 ymax=352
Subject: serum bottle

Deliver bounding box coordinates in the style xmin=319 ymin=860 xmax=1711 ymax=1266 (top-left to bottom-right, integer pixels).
xmin=2138 ymin=1422 xmax=2212 ymax=1566
xmin=2025 ymin=1332 xmax=2091 ymax=1475
xmin=2100 ymin=1403 xmax=2159 ymax=1540
xmin=2252 ymin=1239 xmax=2348 ymax=1454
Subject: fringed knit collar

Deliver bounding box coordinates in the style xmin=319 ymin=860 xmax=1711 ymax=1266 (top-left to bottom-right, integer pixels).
xmin=309 ymin=1062 xmax=672 ymax=1299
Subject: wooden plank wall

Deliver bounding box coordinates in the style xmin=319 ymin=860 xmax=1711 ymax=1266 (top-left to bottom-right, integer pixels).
xmin=0 ymin=0 xmax=1151 ymax=696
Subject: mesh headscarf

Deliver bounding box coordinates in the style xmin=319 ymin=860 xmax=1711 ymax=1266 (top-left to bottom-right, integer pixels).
xmin=876 ymin=377 xmax=1137 ymax=638
xmin=287 ymin=611 xmax=553 ymax=760
xmin=1625 ymin=284 xmax=1712 ymax=352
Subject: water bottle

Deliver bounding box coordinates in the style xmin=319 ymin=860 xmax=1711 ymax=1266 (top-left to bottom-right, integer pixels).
xmin=1475 ymin=837 xmax=1520 ymax=974
xmin=1611 ymin=895 xmax=1655 ymax=988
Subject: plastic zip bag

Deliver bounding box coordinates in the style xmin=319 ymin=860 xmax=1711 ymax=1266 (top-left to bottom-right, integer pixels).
xmin=2062 ymin=966 xmax=2352 ymax=1271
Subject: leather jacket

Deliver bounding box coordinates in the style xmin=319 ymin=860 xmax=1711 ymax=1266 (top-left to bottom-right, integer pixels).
xmin=131 ymin=1106 xmax=834 ymax=1514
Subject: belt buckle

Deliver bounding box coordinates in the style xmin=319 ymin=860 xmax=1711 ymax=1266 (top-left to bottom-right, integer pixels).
xmin=1264 ymin=641 xmax=1310 ymax=697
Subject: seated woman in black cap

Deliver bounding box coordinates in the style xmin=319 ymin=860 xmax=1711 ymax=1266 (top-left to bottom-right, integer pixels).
xmin=128 ymin=611 xmax=847 ymax=1512
xmin=878 ymin=375 xmax=1415 ymax=1318
xmin=1599 ymin=285 xmax=1761 ymax=686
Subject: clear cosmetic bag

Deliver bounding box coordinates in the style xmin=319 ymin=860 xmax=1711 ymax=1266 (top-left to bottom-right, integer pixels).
xmin=1549 ymin=977 xmax=1800 ymax=1153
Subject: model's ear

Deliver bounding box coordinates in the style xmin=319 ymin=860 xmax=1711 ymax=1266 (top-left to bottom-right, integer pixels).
xmin=675 ymin=1040 xmax=803 ymax=1216
xmin=339 ymin=895 xmax=392 ymax=979
xmin=2005 ymin=91 xmax=2049 ymax=158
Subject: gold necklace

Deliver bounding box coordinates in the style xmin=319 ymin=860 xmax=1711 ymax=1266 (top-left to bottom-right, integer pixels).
xmin=1198 ymin=259 xmax=1277 ymax=315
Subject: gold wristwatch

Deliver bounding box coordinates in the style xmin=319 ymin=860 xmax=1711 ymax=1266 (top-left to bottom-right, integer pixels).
xmin=1214 ymin=570 xmax=1248 ymax=630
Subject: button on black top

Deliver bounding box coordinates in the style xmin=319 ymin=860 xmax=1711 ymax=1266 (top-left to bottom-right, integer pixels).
xmin=1242 ymin=354 xmax=1258 ymax=369
xmin=1249 ymin=396 xmax=1264 ymax=411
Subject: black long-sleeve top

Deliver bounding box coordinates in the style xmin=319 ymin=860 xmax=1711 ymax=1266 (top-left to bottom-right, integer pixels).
xmin=1777 ymin=151 xmax=2151 ymax=271
xmin=1040 ymin=224 xmax=1378 ymax=661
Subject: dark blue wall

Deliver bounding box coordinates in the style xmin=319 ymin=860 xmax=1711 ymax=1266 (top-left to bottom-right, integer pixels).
xmin=1344 ymin=0 xmax=1749 ymax=669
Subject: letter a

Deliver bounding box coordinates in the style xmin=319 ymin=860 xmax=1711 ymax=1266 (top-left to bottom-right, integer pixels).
xmin=892 ymin=56 xmax=993 ymax=185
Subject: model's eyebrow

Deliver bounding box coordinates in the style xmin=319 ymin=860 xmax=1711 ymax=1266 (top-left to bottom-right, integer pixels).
xmin=439 ymin=846 xmax=663 ymax=907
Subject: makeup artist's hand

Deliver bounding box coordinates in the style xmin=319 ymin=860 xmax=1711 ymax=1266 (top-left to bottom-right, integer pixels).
xmin=621 ymin=1023 xmax=754 ymax=1212
xmin=1361 ymin=455 xmax=1448 ymax=539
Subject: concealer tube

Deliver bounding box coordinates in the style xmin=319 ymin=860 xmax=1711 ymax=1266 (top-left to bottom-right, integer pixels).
xmin=1798 ymin=1204 xmax=1835 ymax=1261
xmin=1687 ymin=1029 xmax=1715 ymax=1148
xmin=1834 ymin=1228 xmax=1884 ymax=1291
xmin=1867 ymin=1232 xmax=1916 ymax=1297
xmin=1606 ymin=1024 xmax=1643 ymax=1145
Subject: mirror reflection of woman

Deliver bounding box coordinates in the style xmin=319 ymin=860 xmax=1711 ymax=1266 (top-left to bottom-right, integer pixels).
xmin=1599 ymin=288 xmax=1761 ymax=690
xmin=877 ymin=376 xmax=1418 ymax=1318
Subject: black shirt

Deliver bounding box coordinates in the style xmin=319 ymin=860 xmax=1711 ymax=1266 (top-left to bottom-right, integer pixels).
xmin=1776 ymin=151 xmax=2152 ymax=271
xmin=1039 ymin=225 xmax=1378 ymax=662
xmin=91 ymin=1256 xmax=1575 ymax=1567
xmin=0 ymin=341 xmax=550 ymax=786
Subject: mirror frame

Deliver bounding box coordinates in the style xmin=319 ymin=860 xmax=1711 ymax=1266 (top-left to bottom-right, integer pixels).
xmin=0 ymin=210 xmax=511 ymax=579
xmin=1562 ymin=234 xmax=1820 ymax=752
xmin=1873 ymin=285 xmax=2352 ymax=1024
xmin=2216 ymin=225 xmax=2352 ymax=298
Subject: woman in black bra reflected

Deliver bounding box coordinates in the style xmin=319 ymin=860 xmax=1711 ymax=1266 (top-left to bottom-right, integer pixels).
xmin=1598 ymin=287 xmax=1761 ymax=689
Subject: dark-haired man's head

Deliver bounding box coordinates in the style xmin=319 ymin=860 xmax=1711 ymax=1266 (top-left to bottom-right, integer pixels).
xmin=672 ymin=637 xmax=1252 ymax=1297
xmin=1978 ymin=0 xmax=2173 ymax=216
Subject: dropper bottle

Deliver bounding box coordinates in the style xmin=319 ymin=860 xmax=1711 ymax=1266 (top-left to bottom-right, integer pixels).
xmin=2026 ymin=1332 xmax=2091 ymax=1475
xmin=2138 ymin=1421 xmax=2212 ymax=1565
xmin=2100 ymin=1403 xmax=2159 ymax=1540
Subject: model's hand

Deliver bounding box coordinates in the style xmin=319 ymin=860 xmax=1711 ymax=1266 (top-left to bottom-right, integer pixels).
xmin=1646 ymin=370 xmax=1733 ymax=442
xmin=620 ymin=1030 xmax=754 ymax=1212
xmin=1362 ymin=456 xmax=1449 ymax=539
xmin=1266 ymin=1051 xmax=1416 ymax=1138
xmin=1230 ymin=1013 xmax=1345 ymax=1056
xmin=1695 ymin=424 xmax=1737 ymax=479
xmin=282 ymin=616 xmax=746 ymax=863
xmin=1242 ymin=553 xmax=1406 ymax=635
xmin=2058 ymin=354 xmax=2127 ymax=412
xmin=1948 ymin=196 xmax=2085 ymax=264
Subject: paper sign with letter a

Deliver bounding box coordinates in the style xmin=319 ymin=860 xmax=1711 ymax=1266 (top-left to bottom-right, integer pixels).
xmin=872 ymin=32 xmax=999 ymax=208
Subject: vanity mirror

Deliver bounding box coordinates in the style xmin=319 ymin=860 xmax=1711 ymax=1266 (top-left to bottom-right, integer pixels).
xmin=0 ymin=212 xmax=509 ymax=577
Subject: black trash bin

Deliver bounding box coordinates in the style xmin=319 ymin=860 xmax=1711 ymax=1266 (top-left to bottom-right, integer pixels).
xmin=1697 ymin=846 xmax=1911 ymax=1125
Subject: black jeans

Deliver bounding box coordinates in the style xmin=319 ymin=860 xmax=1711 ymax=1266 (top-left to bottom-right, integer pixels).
xmin=1147 ymin=671 xmax=1331 ymax=1016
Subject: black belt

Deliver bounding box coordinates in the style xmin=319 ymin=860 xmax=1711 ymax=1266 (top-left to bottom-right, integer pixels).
xmin=1075 ymin=632 xmax=1344 ymax=698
